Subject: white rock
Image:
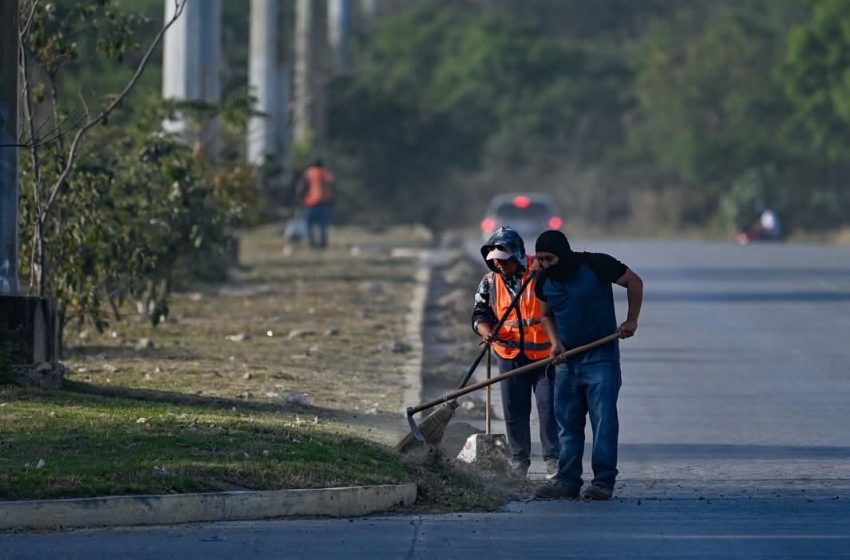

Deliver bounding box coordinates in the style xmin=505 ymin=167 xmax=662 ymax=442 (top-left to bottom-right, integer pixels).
xmin=283 ymin=393 xmax=311 ymax=406
xmin=135 ymin=338 xmax=155 ymax=350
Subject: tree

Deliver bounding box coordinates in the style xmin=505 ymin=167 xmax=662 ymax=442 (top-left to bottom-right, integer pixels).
xmin=784 ymin=0 xmax=850 ymax=161
xmin=629 ymin=0 xmax=800 ymax=224
xmin=17 ymin=0 xmax=187 ymax=298
xmin=328 ymin=2 xmax=633 ymax=227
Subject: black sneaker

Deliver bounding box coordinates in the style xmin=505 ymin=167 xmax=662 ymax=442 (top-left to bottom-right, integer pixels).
xmin=533 ymin=480 xmax=580 ymax=500
xmin=580 ymin=484 xmax=613 ymax=500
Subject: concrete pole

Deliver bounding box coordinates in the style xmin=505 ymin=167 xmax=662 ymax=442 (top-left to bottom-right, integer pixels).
xmin=162 ymin=0 xmax=221 ymax=154
xmin=199 ymin=0 xmax=221 ymax=157
xmin=0 ymin=0 xmax=20 ymax=295
xmin=276 ymin=63 xmax=291 ymax=167
xmin=328 ymin=0 xmax=353 ymax=73
xmin=247 ymin=0 xmax=279 ymax=166
xmin=293 ymin=0 xmax=315 ymax=151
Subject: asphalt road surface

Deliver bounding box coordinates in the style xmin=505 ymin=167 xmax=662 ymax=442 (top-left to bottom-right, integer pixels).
xmin=4 ymin=239 xmax=850 ymax=559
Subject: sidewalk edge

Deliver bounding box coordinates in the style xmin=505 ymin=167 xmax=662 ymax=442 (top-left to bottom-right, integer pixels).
xmin=0 ymin=483 xmax=417 ymax=531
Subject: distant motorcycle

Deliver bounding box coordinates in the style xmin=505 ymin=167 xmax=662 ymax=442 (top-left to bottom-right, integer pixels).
xmin=735 ymin=209 xmax=782 ymax=245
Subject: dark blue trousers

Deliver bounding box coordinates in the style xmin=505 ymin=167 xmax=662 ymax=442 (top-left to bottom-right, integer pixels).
xmin=497 ymin=354 xmax=560 ymax=467
xmin=305 ymin=204 xmax=331 ymax=249
xmin=553 ymin=360 xmax=621 ymax=490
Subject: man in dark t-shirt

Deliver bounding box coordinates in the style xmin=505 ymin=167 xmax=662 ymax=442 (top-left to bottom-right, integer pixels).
xmin=531 ymin=230 xmax=644 ymax=501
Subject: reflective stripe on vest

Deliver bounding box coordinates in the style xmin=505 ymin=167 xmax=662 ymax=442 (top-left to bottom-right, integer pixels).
xmin=488 ymin=258 xmax=551 ymax=360
xmin=506 ymin=318 xmax=543 ymax=327
xmin=493 ymin=339 xmax=552 ymax=351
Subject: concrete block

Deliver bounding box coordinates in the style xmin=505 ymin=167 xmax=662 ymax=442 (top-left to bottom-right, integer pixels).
xmin=456 ymin=433 xmax=508 ymax=466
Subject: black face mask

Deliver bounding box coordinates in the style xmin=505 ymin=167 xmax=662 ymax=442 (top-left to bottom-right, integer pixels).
xmin=535 ymin=230 xmax=577 ymax=281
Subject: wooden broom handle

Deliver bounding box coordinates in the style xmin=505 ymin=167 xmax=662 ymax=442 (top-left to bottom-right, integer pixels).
xmin=409 ymin=332 xmax=621 ymax=415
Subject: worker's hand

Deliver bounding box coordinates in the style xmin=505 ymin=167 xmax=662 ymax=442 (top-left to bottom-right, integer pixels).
xmin=618 ymin=319 xmax=638 ymax=339
xmin=529 ymin=258 xmax=542 ymax=273
xmin=477 ymin=324 xmax=496 ymax=345
xmin=550 ymin=341 xmax=567 ymax=364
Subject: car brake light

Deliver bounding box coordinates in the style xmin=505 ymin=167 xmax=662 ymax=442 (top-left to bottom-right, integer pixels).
xmin=481 ymin=218 xmax=497 ymax=233
xmin=513 ymin=195 xmax=531 ymax=209
xmin=548 ymin=216 xmax=563 ymax=229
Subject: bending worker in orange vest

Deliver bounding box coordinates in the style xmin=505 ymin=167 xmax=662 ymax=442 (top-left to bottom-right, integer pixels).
xmin=298 ymin=158 xmax=335 ymax=249
xmin=472 ymin=226 xmax=560 ymax=478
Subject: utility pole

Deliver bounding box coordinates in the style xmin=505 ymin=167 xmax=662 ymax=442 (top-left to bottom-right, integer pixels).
xmin=247 ymin=0 xmax=280 ymax=167
xmin=0 ymin=0 xmax=19 ymax=295
xmin=328 ymin=0 xmax=353 ymax=74
xmin=293 ymin=0 xmax=315 ymax=152
xmin=162 ymin=0 xmax=221 ymax=155
xmin=1 ymin=0 xmax=60 ymax=382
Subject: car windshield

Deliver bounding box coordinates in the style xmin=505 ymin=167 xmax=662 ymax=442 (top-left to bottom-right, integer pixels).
xmin=493 ymin=202 xmax=552 ymax=219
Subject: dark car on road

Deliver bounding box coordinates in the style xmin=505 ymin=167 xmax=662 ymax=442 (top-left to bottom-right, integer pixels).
xmin=480 ymin=193 xmax=563 ymax=251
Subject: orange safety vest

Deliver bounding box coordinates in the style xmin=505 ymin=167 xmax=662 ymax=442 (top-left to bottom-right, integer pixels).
xmin=487 ymin=256 xmax=551 ymax=360
xmin=303 ymin=166 xmax=334 ymax=206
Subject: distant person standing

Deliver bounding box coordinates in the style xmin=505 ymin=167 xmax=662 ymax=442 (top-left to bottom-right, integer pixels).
xmin=298 ymin=158 xmax=335 ymax=249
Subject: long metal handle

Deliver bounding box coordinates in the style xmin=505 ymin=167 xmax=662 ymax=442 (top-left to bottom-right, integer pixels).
xmin=485 ymin=347 xmax=492 ymax=434
xmin=408 ymin=332 xmax=620 ymax=416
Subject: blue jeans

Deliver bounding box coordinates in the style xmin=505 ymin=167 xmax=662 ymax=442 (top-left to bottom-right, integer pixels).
xmin=305 ymin=204 xmax=331 ymax=249
xmin=497 ymin=355 xmax=560 ymax=467
xmin=553 ymin=360 xmax=621 ymax=490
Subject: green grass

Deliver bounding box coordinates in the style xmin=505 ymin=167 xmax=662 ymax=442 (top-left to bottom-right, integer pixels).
xmin=0 ymin=224 xmax=506 ymax=510
xmin=0 ymin=386 xmax=503 ymax=509
xmin=0 ymin=386 xmax=408 ymax=500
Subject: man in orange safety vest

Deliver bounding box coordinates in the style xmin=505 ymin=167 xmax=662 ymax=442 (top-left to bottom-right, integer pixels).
xmin=298 ymin=158 xmax=335 ymax=249
xmin=472 ymin=226 xmax=560 ymax=478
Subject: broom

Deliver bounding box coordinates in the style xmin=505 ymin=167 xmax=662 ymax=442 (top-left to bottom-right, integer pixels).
xmin=400 ymin=332 xmax=621 ymax=450
xmin=395 ymin=272 xmax=535 ymax=453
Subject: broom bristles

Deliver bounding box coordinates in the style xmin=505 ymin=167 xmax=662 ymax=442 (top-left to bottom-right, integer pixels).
xmin=395 ymin=402 xmax=457 ymax=453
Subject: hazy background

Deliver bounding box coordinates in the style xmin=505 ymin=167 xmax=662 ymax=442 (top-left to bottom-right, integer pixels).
xmin=39 ymin=0 xmax=850 ymax=238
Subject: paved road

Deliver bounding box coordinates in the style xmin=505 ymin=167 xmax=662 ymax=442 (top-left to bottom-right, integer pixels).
xmin=4 ymin=240 xmax=850 ymax=559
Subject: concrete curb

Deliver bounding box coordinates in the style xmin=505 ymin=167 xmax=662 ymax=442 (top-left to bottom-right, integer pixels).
xmin=395 ymin=248 xmax=430 ymax=431
xmin=0 ymin=483 xmax=417 ymax=531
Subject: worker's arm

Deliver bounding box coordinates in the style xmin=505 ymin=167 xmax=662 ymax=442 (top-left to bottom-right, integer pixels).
xmin=539 ymin=300 xmax=566 ymax=361
xmin=472 ymin=274 xmax=498 ymax=343
xmin=614 ymin=268 xmax=643 ymax=338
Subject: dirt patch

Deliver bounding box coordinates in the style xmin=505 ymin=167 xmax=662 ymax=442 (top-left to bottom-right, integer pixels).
xmin=63 ymin=224 xmax=434 ymax=443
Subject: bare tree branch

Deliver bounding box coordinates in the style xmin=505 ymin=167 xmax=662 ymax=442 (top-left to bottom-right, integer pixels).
xmin=21 ymin=0 xmax=40 ymax=37
xmin=43 ymin=0 xmax=189 ymax=216
xmin=18 ymin=13 xmax=43 ymax=212
xmin=0 ymin=113 xmax=87 ymax=149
